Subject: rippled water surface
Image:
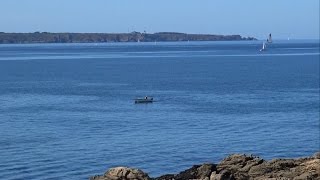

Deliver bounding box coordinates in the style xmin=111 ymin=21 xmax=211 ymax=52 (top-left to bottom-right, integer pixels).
xmin=0 ymin=40 xmax=319 ymax=179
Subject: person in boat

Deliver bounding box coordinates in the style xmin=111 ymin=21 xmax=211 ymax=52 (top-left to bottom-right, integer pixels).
xmin=145 ymin=96 xmax=148 ymax=100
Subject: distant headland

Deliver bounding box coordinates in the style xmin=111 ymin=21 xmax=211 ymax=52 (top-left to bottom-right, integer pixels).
xmin=0 ymin=32 xmax=256 ymax=44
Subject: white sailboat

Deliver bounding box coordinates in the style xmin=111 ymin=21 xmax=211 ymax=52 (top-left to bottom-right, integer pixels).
xmin=260 ymin=42 xmax=266 ymax=52
xmin=267 ymin=33 xmax=272 ymax=43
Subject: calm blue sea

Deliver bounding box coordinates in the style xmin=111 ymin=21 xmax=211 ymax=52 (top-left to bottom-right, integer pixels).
xmin=0 ymin=40 xmax=319 ymax=179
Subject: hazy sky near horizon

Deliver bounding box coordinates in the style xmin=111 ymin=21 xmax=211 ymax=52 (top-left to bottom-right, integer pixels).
xmin=0 ymin=0 xmax=319 ymax=39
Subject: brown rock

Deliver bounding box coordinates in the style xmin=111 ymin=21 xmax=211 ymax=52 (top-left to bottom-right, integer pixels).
xmin=197 ymin=164 xmax=217 ymax=179
xmin=217 ymin=154 xmax=263 ymax=179
xmin=91 ymin=152 xmax=320 ymax=180
xmin=210 ymin=170 xmax=234 ymax=180
xmin=91 ymin=167 xmax=150 ymax=180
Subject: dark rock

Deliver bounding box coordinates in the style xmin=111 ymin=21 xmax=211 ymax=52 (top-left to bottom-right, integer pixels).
xmin=174 ymin=165 xmax=200 ymax=180
xmin=174 ymin=164 xmax=216 ymax=180
xmin=154 ymin=164 xmax=216 ymax=180
xmin=153 ymin=174 xmax=175 ymax=180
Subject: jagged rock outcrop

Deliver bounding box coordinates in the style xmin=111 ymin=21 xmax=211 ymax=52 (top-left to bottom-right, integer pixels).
xmin=90 ymin=152 xmax=320 ymax=180
xmin=90 ymin=167 xmax=150 ymax=180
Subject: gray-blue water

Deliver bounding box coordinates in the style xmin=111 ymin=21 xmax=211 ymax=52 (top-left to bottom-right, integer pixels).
xmin=0 ymin=40 xmax=319 ymax=179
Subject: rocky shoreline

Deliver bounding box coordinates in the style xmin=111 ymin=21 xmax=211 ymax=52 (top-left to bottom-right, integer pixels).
xmin=90 ymin=152 xmax=320 ymax=180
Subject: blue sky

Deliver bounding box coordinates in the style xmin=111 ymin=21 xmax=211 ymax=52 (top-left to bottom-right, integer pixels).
xmin=0 ymin=0 xmax=319 ymax=39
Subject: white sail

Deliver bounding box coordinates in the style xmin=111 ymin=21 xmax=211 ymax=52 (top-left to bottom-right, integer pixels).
xmin=260 ymin=42 xmax=266 ymax=52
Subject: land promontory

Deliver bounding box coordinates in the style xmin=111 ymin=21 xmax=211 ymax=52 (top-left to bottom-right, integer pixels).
xmin=90 ymin=152 xmax=320 ymax=180
xmin=0 ymin=32 xmax=256 ymax=44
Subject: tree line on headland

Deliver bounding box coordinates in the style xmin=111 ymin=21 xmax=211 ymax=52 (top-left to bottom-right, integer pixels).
xmin=0 ymin=32 xmax=256 ymax=44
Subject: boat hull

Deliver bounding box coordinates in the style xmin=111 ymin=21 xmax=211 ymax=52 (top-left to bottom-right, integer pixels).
xmin=135 ymin=99 xmax=153 ymax=104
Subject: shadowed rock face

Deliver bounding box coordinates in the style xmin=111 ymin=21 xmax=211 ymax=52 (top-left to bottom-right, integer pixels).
xmin=90 ymin=152 xmax=320 ymax=180
xmin=156 ymin=164 xmax=216 ymax=180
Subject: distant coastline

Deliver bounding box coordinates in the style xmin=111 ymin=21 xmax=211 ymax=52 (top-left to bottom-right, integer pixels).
xmin=0 ymin=32 xmax=256 ymax=44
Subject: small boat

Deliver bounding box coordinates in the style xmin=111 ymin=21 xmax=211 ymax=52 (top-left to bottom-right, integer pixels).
xmin=267 ymin=33 xmax=272 ymax=43
xmin=134 ymin=96 xmax=154 ymax=104
xmin=260 ymin=42 xmax=266 ymax=52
